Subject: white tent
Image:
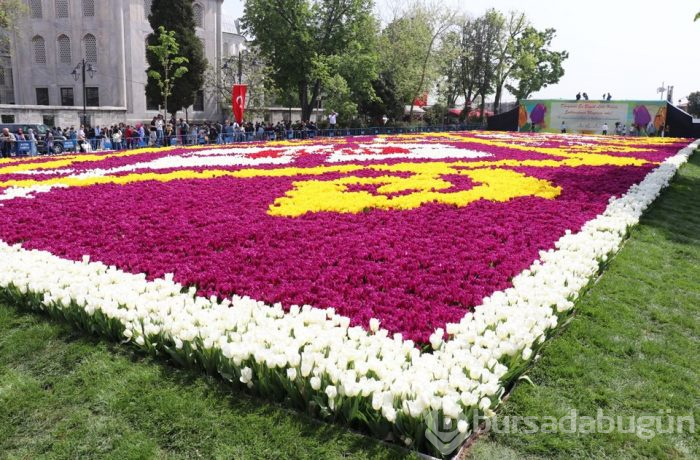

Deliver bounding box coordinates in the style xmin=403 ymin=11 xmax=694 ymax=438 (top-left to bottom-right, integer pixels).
xmin=404 ymin=105 xmax=425 ymax=115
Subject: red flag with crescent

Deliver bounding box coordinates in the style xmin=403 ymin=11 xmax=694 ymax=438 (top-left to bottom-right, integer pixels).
xmin=232 ymin=84 xmax=247 ymax=124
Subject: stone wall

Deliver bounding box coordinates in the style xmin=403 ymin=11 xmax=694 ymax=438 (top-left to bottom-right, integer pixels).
xmin=0 ymin=104 xmax=127 ymax=128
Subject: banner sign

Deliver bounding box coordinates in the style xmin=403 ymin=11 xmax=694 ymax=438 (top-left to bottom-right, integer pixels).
xmin=16 ymin=141 xmax=32 ymax=156
xmin=232 ymin=84 xmax=247 ymax=125
xmin=519 ymin=100 xmax=668 ymax=134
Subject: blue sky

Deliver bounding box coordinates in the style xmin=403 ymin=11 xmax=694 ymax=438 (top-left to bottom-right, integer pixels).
xmin=222 ymin=0 xmax=700 ymax=103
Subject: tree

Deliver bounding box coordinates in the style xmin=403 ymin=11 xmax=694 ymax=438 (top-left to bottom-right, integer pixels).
xmin=695 ymin=11 xmax=700 ymax=21
xmin=146 ymin=0 xmax=207 ymax=117
xmin=379 ymin=12 xmax=433 ymax=108
xmin=243 ymin=0 xmax=378 ymax=122
xmin=358 ymin=72 xmax=404 ymax=124
xmin=456 ymin=17 xmax=480 ymax=118
xmin=450 ymin=11 xmax=503 ymax=122
xmin=472 ymin=10 xmax=505 ymax=122
xmin=147 ymin=27 xmax=189 ymax=119
xmin=435 ymin=28 xmax=463 ymax=108
xmin=491 ymin=11 xmax=528 ymax=114
xmin=0 ymin=0 xmax=27 ymax=29
xmin=0 ymin=0 xmax=28 ymax=47
xmin=407 ymin=5 xmax=457 ymax=119
xmin=318 ymin=14 xmax=380 ymax=125
xmin=505 ymin=27 xmax=568 ymax=102
xmin=688 ymin=92 xmax=700 ymax=117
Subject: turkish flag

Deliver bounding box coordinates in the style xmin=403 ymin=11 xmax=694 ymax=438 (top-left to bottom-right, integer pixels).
xmin=232 ymin=84 xmax=247 ymax=124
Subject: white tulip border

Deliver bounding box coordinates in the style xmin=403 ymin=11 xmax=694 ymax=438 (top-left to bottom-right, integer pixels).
xmin=1 ymin=139 xmax=697 ymax=456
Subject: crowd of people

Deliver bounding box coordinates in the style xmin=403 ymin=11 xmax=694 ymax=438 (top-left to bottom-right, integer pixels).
xmin=1 ymin=114 xmax=327 ymax=157
xmin=61 ymin=115 xmax=324 ymax=153
xmin=600 ymin=121 xmax=663 ymax=137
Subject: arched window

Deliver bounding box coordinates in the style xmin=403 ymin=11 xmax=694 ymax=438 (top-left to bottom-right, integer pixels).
xmin=57 ymin=34 xmax=71 ymax=64
xmin=32 ymin=35 xmax=46 ymax=64
xmin=55 ymin=0 xmax=69 ymax=18
xmin=83 ymin=34 xmax=97 ymax=64
xmin=144 ymin=0 xmax=152 ymax=15
xmin=29 ymin=0 xmax=43 ymax=18
xmin=82 ymin=0 xmax=94 ymax=17
xmin=193 ymin=3 xmax=204 ymax=28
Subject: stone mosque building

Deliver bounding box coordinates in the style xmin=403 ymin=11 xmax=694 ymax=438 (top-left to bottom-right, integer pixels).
xmin=0 ymin=0 xmax=226 ymax=127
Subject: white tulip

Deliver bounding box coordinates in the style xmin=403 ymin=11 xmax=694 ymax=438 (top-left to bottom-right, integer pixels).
xmin=240 ymin=367 xmax=253 ymax=384
xmin=457 ymin=419 xmax=469 ymax=433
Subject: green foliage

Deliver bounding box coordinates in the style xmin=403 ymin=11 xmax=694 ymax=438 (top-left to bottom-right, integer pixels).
xmin=320 ymin=71 xmax=358 ymax=123
xmin=442 ymin=10 xmax=565 ymax=113
xmin=379 ymin=9 xmax=435 ymax=106
xmin=0 ymin=0 xmax=28 ymax=49
xmin=243 ymin=0 xmax=378 ymax=122
xmin=695 ymin=11 xmax=700 ymax=21
xmin=359 ymin=73 xmax=404 ymax=124
xmin=435 ymin=29 xmax=463 ymax=108
xmin=379 ymin=4 xmax=456 ymax=121
xmin=146 ymin=0 xmax=207 ymax=116
xmin=241 ymin=2 xmax=564 ymax=122
xmin=687 ymin=91 xmax=700 ymax=117
xmin=147 ymin=26 xmax=189 ymax=117
xmin=0 ymin=0 xmax=27 ymax=29
xmin=491 ymin=12 xmax=529 ymax=113
xmin=472 ymin=9 xmax=505 ymax=118
xmin=449 ymin=10 xmax=504 ymax=120
xmin=505 ymin=27 xmax=568 ymax=102
xmin=422 ymin=103 xmax=449 ymax=126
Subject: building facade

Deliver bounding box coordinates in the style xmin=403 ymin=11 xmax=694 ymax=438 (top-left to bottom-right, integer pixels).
xmin=0 ymin=0 xmax=223 ymax=127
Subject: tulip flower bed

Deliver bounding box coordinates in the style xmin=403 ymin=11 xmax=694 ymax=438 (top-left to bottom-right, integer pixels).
xmin=0 ymin=132 xmax=696 ymax=456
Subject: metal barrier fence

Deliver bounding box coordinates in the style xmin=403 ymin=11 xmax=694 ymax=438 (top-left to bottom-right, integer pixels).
xmin=0 ymin=140 xmax=77 ymax=157
xmin=0 ymin=123 xmax=486 ymax=156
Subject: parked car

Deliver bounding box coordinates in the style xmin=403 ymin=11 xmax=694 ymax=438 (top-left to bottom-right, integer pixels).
xmin=0 ymin=123 xmax=68 ymax=154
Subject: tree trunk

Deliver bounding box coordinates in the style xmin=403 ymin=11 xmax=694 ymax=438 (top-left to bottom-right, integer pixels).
xmin=300 ymin=80 xmax=321 ymax=122
xmin=410 ymin=24 xmax=446 ymax=121
xmin=297 ymin=81 xmax=308 ymax=122
xmin=163 ymin=65 xmax=168 ymax=120
xmin=461 ymin=89 xmax=473 ymax=121
xmin=493 ymin=84 xmax=503 ymax=115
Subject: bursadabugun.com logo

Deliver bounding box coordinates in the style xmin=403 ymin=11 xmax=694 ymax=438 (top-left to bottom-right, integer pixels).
xmin=424 ymin=410 xmax=472 ymax=456
xmin=424 ymin=409 xmax=695 ymax=456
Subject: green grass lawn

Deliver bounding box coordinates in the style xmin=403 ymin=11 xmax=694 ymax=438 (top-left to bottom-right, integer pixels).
xmin=1 ymin=153 xmax=699 ymax=459
xmin=0 ymin=306 xmax=412 ymax=459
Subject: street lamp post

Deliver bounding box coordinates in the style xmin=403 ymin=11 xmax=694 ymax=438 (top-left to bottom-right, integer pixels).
xmin=237 ymin=49 xmax=243 ymax=85
xmin=223 ymin=43 xmax=247 ymax=84
xmin=222 ymin=43 xmax=250 ymax=122
xmin=72 ymin=59 xmax=96 ymax=127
